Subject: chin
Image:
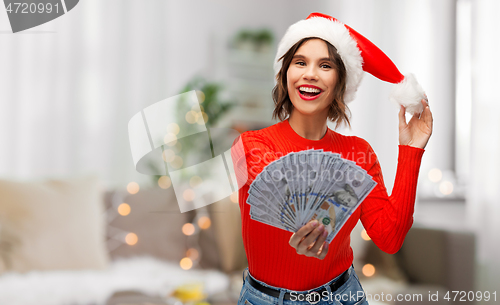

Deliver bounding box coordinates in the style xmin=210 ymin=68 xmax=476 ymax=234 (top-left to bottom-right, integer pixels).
xmin=292 ymin=104 xmax=328 ymax=118
xmin=290 ymin=96 xmax=330 ymax=118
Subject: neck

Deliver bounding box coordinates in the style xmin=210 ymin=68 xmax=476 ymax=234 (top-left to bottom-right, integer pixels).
xmin=287 ymin=110 xmax=328 ymax=141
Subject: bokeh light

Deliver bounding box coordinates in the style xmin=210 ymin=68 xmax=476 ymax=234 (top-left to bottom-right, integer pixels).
xmin=186 ymin=248 xmax=199 ymax=260
xmin=439 ymin=181 xmax=454 ymax=195
xmin=198 ymin=216 xmax=211 ymax=230
xmin=162 ymin=149 xmax=175 ymax=162
xmin=125 ymin=233 xmax=138 ymax=245
xmin=167 ymin=123 xmax=180 ymax=135
xmin=185 ymin=111 xmax=197 ymax=124
xmin=362 ymin=264 xmax=376 ymax=277
xmin=158 ymin=176 xmax=172 ymax=189
xmin=170 ymin=156 xmax=183 ymax=169
xmin=197 ymin=112 xmax=208 ymax=125
xmin=180 ymin=257 xmax=193 ymax=270
xmin=182 ymin=223 xmax=195 ymax=236
xmin=361 ymin=229 xmax=371 ymax=241
xmin=118 ymin=203 xmax=131 ymax=216
xmin=127 ymin=182 xmax=140 ymax=194
xmin=190 ymin=176 xmax=202 ymax=188
xmin=230 ymin=192 xmax=238 ymax=203
xmin=183 ymin=189 xmax=195 ymax=201
xmin=163 ymin=133 xmax=177 ymax=146
xmin=428 ymin=168 xmax=443 ymax=182
xmin=196 ymin=91 xmax=205 ymax=103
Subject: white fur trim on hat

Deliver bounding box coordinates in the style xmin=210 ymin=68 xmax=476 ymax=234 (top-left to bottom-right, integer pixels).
xmin=389 ymin=73 xmax=426 ymax=115
xmin=274 ymin=17 xmax=364 ymax=104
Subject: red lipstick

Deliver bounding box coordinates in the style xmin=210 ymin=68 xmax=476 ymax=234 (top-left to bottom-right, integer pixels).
xmin=297 ymin=85 xmax=323 ymax=101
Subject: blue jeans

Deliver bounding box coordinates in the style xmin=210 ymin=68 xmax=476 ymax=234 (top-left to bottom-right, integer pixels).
xmin=237 ymin=265 xmax=369 ymax=305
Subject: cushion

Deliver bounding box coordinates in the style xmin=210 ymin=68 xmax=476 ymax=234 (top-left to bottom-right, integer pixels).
xmin=207 ymin=195 xmax=247 ymax=273
xmin=358 ymin=222 xmax=408 ymax=282
xmin=350 ymin=221 xmax=370 ymax=270
xmin=363 ymin=241 xmax=408 ymax=282
xmin=0 ymin=175 xmax=109 ymax=273
xmin=105 ymin=187 xmax=247 ymax=272
xmin=395 ymin=227 xmax=446 ymax=285
xmin=105 ymin=187 xmax=191 ymax=264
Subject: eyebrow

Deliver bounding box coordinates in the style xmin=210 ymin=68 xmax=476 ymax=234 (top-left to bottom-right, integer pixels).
xmin=292 ymin=54 xmax=332 ymax=62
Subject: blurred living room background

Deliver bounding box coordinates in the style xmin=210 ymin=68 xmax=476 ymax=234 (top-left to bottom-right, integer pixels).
xmin=1 ymin=0 xmax=499 ymax=304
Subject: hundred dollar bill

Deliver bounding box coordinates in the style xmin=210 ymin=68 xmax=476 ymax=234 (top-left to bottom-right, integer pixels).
xmin=258 ymin=164 xmax=297 ymax=225
xmin=247 ymin=185 xmax=296 ymax=229
xmin=247 ymin=150 xmax=377 ymax=243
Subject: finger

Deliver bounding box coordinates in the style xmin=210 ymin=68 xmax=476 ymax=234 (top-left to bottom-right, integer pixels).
xmin=317 ymin=242 xmax=329 ymax=260
xmin=411 ymin=101 xmax=424 ymax=118
xmin=421 ymin=103 xmax=433 ymax=128
xmin=307 ymin=228 xmax=328 ymax=255
xmin=420 ymin=98 xmax=429 ymax=115
xmin=409 ymin=99 xmax=428 ymax=121
xmin=297 ymin=225 xmax=324 ymax=255
xmin=297 ymin=224 xmax=324 ymax=255
xmin=398 ymin=105 xmax=407 ymax=128
xmin=289 ymin=220 xmax=318 ymax=248
xmin=421 ymin=98 xmax=428 ymax=111
xmin=419 ymin=99 xmax=430 ymax=117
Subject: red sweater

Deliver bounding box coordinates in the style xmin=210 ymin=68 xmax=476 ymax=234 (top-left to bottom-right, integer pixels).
xmin=231 ymin=119 xmax=425 ymax=290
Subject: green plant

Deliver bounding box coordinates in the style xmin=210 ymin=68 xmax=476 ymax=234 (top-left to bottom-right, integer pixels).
xmin=149 ymin=77 xmax=235 ymax=186
xmin=234 ymin=29 xmax=253 ymax=45
xmin=180 ymin=77 xmax=234 ymax=129
xmin=254 ymin=29 xmax=274 ymax=49
xmin=233 ymin=28 xmax=274 ymax=51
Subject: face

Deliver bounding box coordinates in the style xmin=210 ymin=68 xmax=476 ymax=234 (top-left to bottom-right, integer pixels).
xmin=286 ymin=39 xmax=338 ymax=119
xmin=336 ymin=191 xmax=357 ymax=207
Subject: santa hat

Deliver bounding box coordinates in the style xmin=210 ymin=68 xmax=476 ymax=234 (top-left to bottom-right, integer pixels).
xmin=274 ymin=12 xmax=426 ymax=115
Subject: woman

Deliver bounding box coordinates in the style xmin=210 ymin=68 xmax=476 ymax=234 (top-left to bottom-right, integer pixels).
xmin=232 ymin=13 xmax=433 ymax=305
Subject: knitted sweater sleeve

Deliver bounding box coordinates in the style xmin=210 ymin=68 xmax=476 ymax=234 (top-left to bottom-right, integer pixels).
xmin=231 ymin=131 xmax=279 ymax=189
xmin=358 ymin=139 xmax=425 ymax=254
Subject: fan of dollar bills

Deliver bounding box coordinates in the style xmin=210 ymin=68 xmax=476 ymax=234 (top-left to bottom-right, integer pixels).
xmin=247 ymin=149 xmax=377 ymax=244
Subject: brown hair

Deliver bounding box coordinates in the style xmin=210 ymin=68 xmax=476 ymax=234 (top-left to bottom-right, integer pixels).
xmin=271 ymin=37 xmax=351 ymax=129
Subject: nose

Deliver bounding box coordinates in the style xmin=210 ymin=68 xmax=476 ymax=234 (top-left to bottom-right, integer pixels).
xmin=302 ymin=65 xmax=319 ymax=81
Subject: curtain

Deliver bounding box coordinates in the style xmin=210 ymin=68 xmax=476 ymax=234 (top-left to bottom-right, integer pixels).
xmin=326 ymin=0 xmax=456 ymax=194
xmin=0 ymin=0 xmax=325 ymax=188
xmin=0 ymin=0 xmax=169 ymax=188
xmin=467 ymin=0 xmax=500 ymax=291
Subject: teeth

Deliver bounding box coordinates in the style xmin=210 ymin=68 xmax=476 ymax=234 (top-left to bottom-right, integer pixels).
xmin=299 ymin=86 xmax=321 ymax=93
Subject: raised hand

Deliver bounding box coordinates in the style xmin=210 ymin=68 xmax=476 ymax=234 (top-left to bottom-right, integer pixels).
xmin=399 ymin=98 xmax=433 ymax=149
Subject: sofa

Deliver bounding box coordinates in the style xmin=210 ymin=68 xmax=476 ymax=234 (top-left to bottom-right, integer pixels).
xmin=354 ymin=224 xmax=476 ymax=305
xmin=0 ymin=176 xmax=476 ymax=305
xmin=0 ymin=176 xmax=242 ymax=305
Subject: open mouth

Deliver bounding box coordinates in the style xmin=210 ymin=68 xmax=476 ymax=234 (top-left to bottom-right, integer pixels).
xmin=300 ymin=90 xmax=320 ymax=97
xmin=298 ymin=86 xmax=322 ymax=100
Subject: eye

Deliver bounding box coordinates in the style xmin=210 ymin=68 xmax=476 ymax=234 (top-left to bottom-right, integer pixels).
xmin=321 ymin=63 xmax=332 ymax=69
xmin=295 ymin=61 xmax=306 ymax=66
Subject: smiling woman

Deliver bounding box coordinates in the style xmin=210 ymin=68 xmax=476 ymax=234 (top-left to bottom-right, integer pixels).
xmin=272 ymin=37 xmax=350 ymax=131
xmin=232 ymin=12 xmax=433 ymax=305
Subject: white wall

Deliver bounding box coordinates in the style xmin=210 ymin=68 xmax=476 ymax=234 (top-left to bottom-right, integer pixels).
xmin=322 ymin=0 xmax=457 ymax=194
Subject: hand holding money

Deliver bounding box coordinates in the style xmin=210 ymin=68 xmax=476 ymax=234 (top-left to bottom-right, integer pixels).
xmin=247 ymin=149 xmax=377 ymax=247
xmin=289 ymin=220 xmax=329 ymax=260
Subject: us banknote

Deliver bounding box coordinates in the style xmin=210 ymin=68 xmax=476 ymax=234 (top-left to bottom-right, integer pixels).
xmin=247 ymin=149 xmax=377 ymax=244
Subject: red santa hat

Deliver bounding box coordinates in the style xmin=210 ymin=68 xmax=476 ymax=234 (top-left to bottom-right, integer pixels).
xmin=274 ymin=12 xmax=426 ymax=115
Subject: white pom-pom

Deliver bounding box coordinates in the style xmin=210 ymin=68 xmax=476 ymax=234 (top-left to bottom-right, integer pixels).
xmin=389 ymin=73 xmax=426 ymax=115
